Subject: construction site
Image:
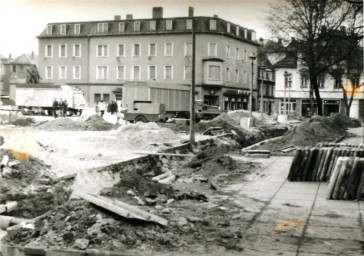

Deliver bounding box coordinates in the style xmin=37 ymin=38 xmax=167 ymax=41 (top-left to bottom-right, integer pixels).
xmin=0 ymin=110 xmax=363 ymax=256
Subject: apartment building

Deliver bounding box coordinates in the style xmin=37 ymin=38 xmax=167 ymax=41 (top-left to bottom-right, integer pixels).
xmin=37 ymin=7 xmax=259 ymax=109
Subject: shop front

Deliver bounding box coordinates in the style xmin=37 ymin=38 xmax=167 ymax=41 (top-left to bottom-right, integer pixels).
xmin=223 ymin=89 xmax=250 ymax=111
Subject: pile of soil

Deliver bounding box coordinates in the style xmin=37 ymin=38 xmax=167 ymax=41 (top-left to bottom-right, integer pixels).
xmin=6 ymin=143 xmax=256 ymax=253
xmin=258 ymin=116 xmax=347 ymax=152
xmin=195 ymin=113 xmax=264 ymax=147
xmin=10 ymin=118 xmax=36 ymax=127
xmin=36 ymin=115 xmax=116 ymax=131
xmin=328 ymin=113 xmax=362 ymax=129
xmin=0 ymin=149 xmax=72 ymax=219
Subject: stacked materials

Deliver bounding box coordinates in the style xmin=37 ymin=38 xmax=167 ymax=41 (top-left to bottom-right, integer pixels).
xmin=288 ymin=147 xmax=364 ymax=182
xmin=326 ymin=157 xmax=364 ymax=200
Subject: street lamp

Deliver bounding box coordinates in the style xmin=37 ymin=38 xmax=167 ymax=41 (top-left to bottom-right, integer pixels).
xmin=248 ymin=53 xmax=256 ymax=119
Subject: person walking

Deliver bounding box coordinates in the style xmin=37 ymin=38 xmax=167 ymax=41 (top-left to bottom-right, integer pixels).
xmin=63 ymin=100 xmax=68 ymax=117
xmin=59 ymin=99 xmax=64 ymax=118
xmin=98 ymin=100 xmax=106 ymax=117
xmin=52 ymin=99 xmax=59 ymax=118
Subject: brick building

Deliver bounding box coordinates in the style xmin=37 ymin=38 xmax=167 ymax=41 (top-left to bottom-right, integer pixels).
xmin=37 ymin=7 xmax=259 ymax=109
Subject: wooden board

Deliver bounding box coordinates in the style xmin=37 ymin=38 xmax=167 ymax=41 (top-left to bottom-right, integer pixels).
xmin=80 ymin=193 xmax=168 ymax=226
xmin=326 ymin=157 xmax=345 ymax=200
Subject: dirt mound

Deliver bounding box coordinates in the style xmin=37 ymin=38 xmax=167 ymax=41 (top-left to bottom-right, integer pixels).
xmin=10 ymin=118 xmax=36 ymax=127
xmin=258 ymin=116 xmax=347 ymax=152
xmin=0 ymin=149 xmax=72 ymax=219
xmin=196 ymin=113 xmax=264 ymax=147
xmin=328 ymin=113 xmax=362 ymax=129
xmin=36 ymin=115 xmax=116 ymax=131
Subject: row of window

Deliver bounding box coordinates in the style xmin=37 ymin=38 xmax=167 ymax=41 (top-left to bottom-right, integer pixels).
xmin=44 ymin=65 xmax=250 ymax=83
xmin=45 ymin=66 xmax=82 ymax=79
xmin=46 ymin=19 xmax=248 ymax=37
xmin=45 ymin=44 xmax=81 ymax=58
xmin=44 ymin=42 xmax=251 ymax=61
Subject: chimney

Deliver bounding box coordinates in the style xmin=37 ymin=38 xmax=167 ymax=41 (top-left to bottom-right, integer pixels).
xmin=213 ymin=14 xmax=218 ymax=18
xmin=126 ymin=14 xmax=133 ymax=20
xmin=152 ymin=7 xmax=163 ymax=19
xmin=188 ymin=7 xmax=194 ymax=17
xmin=8 ymin=54 xmax=11 ymax=60
xmin=31 ymin=51 xmax=34 ymax=60
xmin=114 ymin=15 xmax=121 ymax=20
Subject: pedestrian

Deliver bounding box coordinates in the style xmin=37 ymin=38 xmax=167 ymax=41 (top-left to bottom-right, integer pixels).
xmin=114 ymin=101 xmax=118 ymax=114
xmin=59 ymin=99 xmax=64 ymax=118
xmin=52 ymin=99 xmax=58 ymax=118
xmin=98 ymin=100 xmax=105 ymax=117
xmin=63 ymin=100 xmax=68 ymax=117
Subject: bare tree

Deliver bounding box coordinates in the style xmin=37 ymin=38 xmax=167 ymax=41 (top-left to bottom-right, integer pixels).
xmin=266 ymin=0 xmax=363 ymax=116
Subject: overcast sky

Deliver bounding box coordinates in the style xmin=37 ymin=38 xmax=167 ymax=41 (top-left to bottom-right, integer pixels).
xmin=0 ymin=0 xmax=278 ymax=58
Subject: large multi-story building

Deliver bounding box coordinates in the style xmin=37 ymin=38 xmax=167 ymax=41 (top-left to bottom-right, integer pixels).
xmin=37 ymin=7 xmax=259 ymax=109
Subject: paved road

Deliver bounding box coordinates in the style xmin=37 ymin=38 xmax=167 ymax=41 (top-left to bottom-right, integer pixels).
xmin=224 ymin=155 xmax=364 ymax=256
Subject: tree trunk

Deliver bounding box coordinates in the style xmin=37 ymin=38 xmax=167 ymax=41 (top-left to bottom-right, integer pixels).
xmin=310 ymin=75 xmax=323 ymax=116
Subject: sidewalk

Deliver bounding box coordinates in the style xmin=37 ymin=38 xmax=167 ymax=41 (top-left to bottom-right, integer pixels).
xmin=227 ymin=155 xmax=364 ymax=256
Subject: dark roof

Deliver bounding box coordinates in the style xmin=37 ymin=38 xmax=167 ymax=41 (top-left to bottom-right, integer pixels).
xmin=4 ymin=54 xmax=38 ymax=66
xmin=202 ymin=57 xmax=224 ymax=62
xmin=37 ymin=16 xmax=259 ymax=45
xmin=272 ymin=54 xmax=297 ymax=68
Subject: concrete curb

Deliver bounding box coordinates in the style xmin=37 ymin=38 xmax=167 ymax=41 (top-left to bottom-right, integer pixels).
xmin=241 ymin=135 xmax=284 ymax=152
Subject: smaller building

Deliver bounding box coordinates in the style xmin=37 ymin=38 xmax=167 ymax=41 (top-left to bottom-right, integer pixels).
xmin=1 ymin=52 xmax=39 ymax=105
xmin=270 ymin=38 xmax=363 ymax=120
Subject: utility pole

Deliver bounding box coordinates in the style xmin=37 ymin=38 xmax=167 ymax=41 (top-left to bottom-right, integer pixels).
xmin=260 ymin=67 xmax=266 ymax=117
xmin=248 ymin=54 xmax=256 ymax=119
xmin=189 ymin=18 xmax=196 ymax=145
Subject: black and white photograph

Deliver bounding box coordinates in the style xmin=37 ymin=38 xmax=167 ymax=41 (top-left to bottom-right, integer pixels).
xmin=0 ymin=0 xmax=363 ymax=255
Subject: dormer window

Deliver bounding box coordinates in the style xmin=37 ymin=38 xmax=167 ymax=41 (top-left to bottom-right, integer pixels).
xmin=97 ymin=23 xmax=108 ymax=33
xmin=244 ymin=29 xmax=247 ymax=38
xmin=150 ymin=20 xmax=156 ymax=31
xmin=236 ymin=26 xmax=239 ymax=36
xmin=209 ymin=20 xmax=217 ymax=30
xmin=186 ymin=19 xmax=192 ymax=30
xmin=118 ymin=22 xmax=125 ymax=32
xmin=227 ymin=23 xmax=231 ymax=33
xmin=166 ymin=20 xmax=173 ymax=30
xmin=134 ymin=21 xmax=140 ymax=32
xmin=47 ymin=25 xmax=53 ymax=35
xmin=74 ymin=24 xmax=81 ymax=34
xmin=60 ymin=24 xmax=66 ymax=35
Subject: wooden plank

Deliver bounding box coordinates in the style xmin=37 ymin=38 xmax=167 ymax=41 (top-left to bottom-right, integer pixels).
xmin=312 ymin=148 xmax=324 ymax=182
xmin=80 ymin=193 xmax=168 ymax=226
xmin=287 ymin=149 xmax=302 ymax=181
xmin=297 ymin=148 xmax=310 ymax=181
xmin=339 ymin=158 xmax=354 ymax=200
xmin=326 ymin=157 xmax=345 ymax=200
xmin=135 ymin=152 xmax=195 ymax=157
xmin=320 ymin=147 xmax=333 ymax=182
xmin=315 ymin=148 xmax=327 ymax=182
xmin=332 ymin=158 xmax=350 ymax=200
xmin=301 ymin=148 xmax=315 ymax=181
xmin=308 ymin=148 xmax=320 ymax=181
xmin=344 ymin=157 xmax=361 ymax=200
xmin=356 ymin=161 xmax=364 ymax=199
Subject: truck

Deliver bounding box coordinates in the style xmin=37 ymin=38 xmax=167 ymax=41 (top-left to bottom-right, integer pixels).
xmin=122 ymin=82 xmax=224 ymax=122
xmin=10 ymin=83 xmax=87 ymax=115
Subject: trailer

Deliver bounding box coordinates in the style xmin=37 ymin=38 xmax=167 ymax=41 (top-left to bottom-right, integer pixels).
xmin=11 ymin=83 xmax=87 ymax=115
xmin=122 ymin=82 xmax=223 ymax=122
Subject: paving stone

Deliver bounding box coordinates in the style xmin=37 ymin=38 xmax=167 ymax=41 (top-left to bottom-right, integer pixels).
xmin=305 ymin=225 xmax=364 ymax=240
xmin=298 ymin=237 xmax=363 ymax=255
xmin=311 ymin=207 xmax=361 ymax=218
xmin=309 ymin=214 xmax=361 ymax=228
xmin=245 ymin=221 xmax=304 ymax=237
xmin=240 ymin=248 xmax=296 ymax=256
xmin=239 ymin=235 xmax=299 ymax=252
